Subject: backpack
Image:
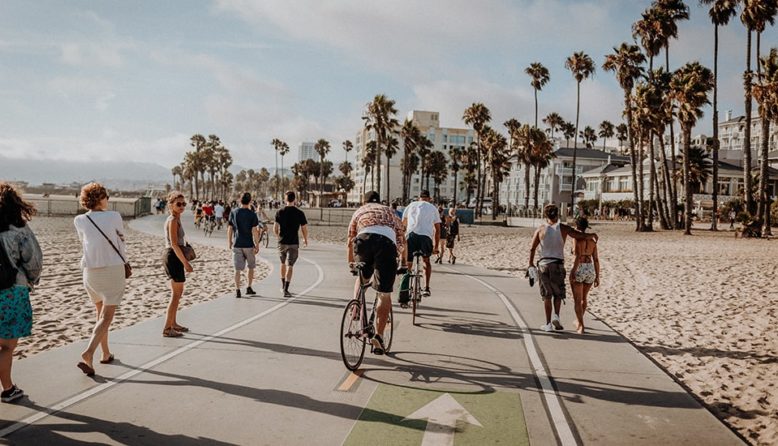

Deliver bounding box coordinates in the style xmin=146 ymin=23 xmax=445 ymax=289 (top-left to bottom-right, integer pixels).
xmin=397 ymin=272 xmax=411 ymax=305
xmin=0 ymin=240 xmax=18 ymax=291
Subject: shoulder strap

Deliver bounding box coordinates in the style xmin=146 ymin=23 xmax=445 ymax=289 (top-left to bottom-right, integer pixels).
xmin=85 ymin=214 xmax=126 ymax=263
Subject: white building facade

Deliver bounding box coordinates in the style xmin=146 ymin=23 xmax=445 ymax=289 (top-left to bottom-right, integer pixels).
xmin=298 ymin=142 xmax=316 ymax=162
xmin=349 ymin=111 xmax=474 ymax=204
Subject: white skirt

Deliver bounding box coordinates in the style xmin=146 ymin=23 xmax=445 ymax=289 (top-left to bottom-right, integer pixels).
xmin=83 ymin=265 xmax=126 ymax=306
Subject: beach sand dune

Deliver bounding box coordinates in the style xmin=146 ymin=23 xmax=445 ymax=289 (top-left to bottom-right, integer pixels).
xmin=308 ymin=222 xmax=777 ymax=446
xmin=19 ymin=217 xmax=268 ymax=360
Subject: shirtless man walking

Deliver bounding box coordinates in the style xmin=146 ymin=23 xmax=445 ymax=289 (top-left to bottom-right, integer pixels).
xmin=529 ymin=204 xmax=597 ymax=332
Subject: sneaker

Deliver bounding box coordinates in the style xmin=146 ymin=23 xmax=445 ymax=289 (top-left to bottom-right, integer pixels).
xmin=422 ymin=288 xmax=431 ymax=297
xmin=1 ymin=385 xmax=24 ymax=403
xmin=245 ymin=287 xmax=256 ymax=295
xmin=370 ymin=334 xmax=385 ymax=355
xmin=236 ymin=289 xmax=242 ymax=298
xmin=540 ymin=323 xmax=554 ymax=332
xmin=551 ymin=313 xmax=563 ymax=330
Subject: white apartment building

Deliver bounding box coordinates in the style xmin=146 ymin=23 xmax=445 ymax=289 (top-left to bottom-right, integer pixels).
xmin=718 ymin=111 xmax=778 ymax=162
xmin=500 ymin=144 xmax=629 ymax=210
xmin=298 ymin=142 xmax=316 ymax=162
xmin=349 ymin=111 xmax=474 ymax=204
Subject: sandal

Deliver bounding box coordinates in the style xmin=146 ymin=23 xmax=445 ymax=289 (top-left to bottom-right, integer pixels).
xmin=173 ymin=325 xmax=189 ymax=332
xmin=77 ymin=362 xmax=96 ymax=377
xmin=162 ymin=327 xmax=183 ymax=338
xmin=99 ymin=354 xmax=115 ymax=364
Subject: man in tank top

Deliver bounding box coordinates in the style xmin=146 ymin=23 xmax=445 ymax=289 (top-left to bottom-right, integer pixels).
xmin=529 ymin=204 xmax=597 ymax=332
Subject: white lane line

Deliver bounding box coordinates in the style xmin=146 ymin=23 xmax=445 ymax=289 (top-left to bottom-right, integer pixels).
xmin=449 ymin=268 xmax=579 ymax=446
xmin=0 ymin=256 xmax=324 ymax=439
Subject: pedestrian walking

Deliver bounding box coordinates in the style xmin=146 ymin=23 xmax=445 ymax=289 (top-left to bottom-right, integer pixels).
xmin=73 ymin=183 xmax=128 ymax=376
xmin=162 ymin=191 xmax=194 ymax=337
xmin=0 ymin=182 xmax=42 ymax=402
xmin=445 ymin=208 xmax=460 ymax=264
xmin=569 ymin=217 xmax=600 ymax=334
xmin=274 ymin=191 xmax=308 ymax=297
xmin=228 ymin=192 xmax=260 ymax=298
xmin=528 ymin=204 xmax=597 ymax=333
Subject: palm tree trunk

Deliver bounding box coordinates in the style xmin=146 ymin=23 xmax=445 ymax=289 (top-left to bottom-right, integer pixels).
xmin=523 ymin=161 xmax=531 ymax=210
xmin=534 ymin=89 xmax=539 ymax=129
xmin=570 ymin=81 xmax=581 ymax=219
xmin=385 ymin=154 xmax=391 ymax=202
xmin=626 ymin=93 xmax=641 ymax=232
xmin=652 ymin=159 xmax=670 ymax=230
xmin=758 ymin=118 xmax=771 ymax=235
xmin=744 ymin=30 xmax=755 ymax=215
xmin=375 ymin=135 xmax=382 ymax=200
xmin=492 ymin=176 xmax=498 ymax=220
xmin=453 ymin=170 xmax=459 ymax=205
xmin=665 ymin=50 xmax=680 ymax=229
xmin=657 ymin=132 xmax=674 ymax=228
xmin=683 ymin=127 xmax=693 ymax=235
xmin=533 ymin=165 xmax=541 ymax=210
xmin=647 ymin=136 xmax=656 ymax=230
xmin=711 ymin=23 xmax=720 ymax=231
xmin=638 ymin=134 xmax=646 ymax=230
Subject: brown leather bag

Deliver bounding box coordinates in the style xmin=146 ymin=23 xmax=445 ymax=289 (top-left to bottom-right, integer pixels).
xmin=180 ymin=243 xmax=197 ymax=261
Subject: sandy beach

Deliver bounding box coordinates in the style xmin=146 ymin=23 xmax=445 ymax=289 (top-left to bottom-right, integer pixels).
xmin=307 ymin=221 xmax=777 ymax=446
xmin=18 ymin=216 xmax=268 ymax=360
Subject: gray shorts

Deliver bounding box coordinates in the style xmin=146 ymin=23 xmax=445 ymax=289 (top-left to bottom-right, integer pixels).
xmin=233 ymin=247 xmax=257 ymax=271
xmin=538 ymin=262 xmax=566 ymax=300
xmin=278 ymin=244 xmax=299 ymax=266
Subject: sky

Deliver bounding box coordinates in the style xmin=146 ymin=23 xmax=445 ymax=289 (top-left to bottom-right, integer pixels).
xmin=1 ymin=0 xmax=776 ymax=171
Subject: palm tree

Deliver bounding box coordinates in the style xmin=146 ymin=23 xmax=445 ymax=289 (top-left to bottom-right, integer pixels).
xmin=427 ymin=151 xmax=448 ymax=202
xmin=271 ymin=138 xmax=287 ymax=201
xmin=314 ymin=138 xmax=331 ymax=207
xmin=342 ymin=140 xmax=353 ymax=168
xmin=565 ymin=51 xmax=596 ymax=214
xmin=525 ymin=62 xmax=550 ymax=129
xmin=416 ymin=135 xmax=433 ymax=192
xmin=360 ymin=147 xmax=375 ymax=195
xmin=529 ymin=131 xmax=555 ymax=210
xmin=171 ymin=165 xmax=182 ymax=190
xmin=669 ymin=62 xmax=715 ymax=235
xmin=400 ymin=119 xmax=421 ymax=203
xmin=542 ymin=112 xmax=565 ymax=139
xmin=363 ymin=94 xmax=399 ymax=199
xmin=753 ymin=47 xmax=778 ymax=235
xmin=504 ymin=118 xmax=522 ymax=206
xmin=700 ymin=0 xmax=738 ymax=230
xmin=449 ymin=145 xmax=464 ymax=205
xmin=616 ymin=123 xmax=629 ymax=154
xmin=561 ymin=122 xmax=576 ymax=148
xmin=482 ymin=127 xmax=509 ymax=219
xmin=463 ymin=103 xmax=492 ymax=217
xmin=740 ymin=0 xmax=777 ymax=214
xmin=675 ymin=146 xmax=713 ymax=193
xmin=598 ymin=121 xmax=615 ymax=150
xmin=604 ymin=42 xmax=647 ymax=231
xmin=384 ymin=135 xmax=400 ymax=201
xmin=580 ymin=126 xmax=598 ymax=148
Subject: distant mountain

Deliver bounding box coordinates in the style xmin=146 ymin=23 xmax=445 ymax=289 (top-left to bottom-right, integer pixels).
xmin=0 ymin=156 xmax=171 ymax=190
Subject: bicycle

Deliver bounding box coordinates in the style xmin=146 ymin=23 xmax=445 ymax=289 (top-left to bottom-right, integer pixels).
xmin=406 ymin=251 xmax=424 ymax=326
xmin=258 ymin=223 xmax=271 ymax=248
xmin=203 ymin=216 xmax=216 ymax=237
xmin=340 ymin=262 xmax=394 ymax=371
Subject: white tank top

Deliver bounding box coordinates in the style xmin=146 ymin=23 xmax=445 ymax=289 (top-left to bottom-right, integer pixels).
xmin=539 ymin=222 xmax=564 ymax=265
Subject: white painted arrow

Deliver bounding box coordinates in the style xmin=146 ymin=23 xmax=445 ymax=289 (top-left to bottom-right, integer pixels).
xmin=402 ymin=393 xmax=483 ymax=446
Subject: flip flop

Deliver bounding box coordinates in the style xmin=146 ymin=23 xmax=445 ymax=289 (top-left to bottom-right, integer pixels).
xmin=77 ymin=362 xmax=95 ymax=377
xmin=99 ymin=354 xmax=115 ymax=364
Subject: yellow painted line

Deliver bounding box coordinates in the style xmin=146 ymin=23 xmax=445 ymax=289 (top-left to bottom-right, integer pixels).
xmin=337 ymin=370 xmax=364 ymax=392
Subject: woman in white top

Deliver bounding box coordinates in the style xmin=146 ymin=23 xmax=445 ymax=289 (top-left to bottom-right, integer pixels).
xmin=73 ymin=183 xmax=127 ymax=376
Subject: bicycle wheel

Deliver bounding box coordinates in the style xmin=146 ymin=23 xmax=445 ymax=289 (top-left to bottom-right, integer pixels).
xmin=340 ymin=299 xmax=366 ymax=371
xmin=411 ymin=273 xmax=419 ymax=326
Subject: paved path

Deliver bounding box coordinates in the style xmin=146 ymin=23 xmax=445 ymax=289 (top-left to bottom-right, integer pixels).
xmin=0 ymin=214 xmax=743 ymax=445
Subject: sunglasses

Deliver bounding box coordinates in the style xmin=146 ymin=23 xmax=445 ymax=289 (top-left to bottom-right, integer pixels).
xmin=174 ymin=202 xmax=186 ymax=207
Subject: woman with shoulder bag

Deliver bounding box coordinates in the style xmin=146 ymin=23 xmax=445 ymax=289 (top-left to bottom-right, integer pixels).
xmin=73 ymin=183 xmax=128 ymax=376
xmin=0 ymin=182 xmax=43 ymax=401
xmin=162 ymin=191 xmax=194 ymax=338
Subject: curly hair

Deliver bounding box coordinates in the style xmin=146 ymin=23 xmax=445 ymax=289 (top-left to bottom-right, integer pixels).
xmin=575 ymin=217 xmax=589 ymax=231
xmin=80 ymin=182 xmax=108 ymax=210
xmin=0 ymin=182 xmax=36 ymax=231
xmin=167 ymin=191 xmax=185 ymax=213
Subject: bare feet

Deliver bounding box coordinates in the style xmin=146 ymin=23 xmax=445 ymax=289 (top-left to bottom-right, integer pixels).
xmin=577 ymin=326 xmax=585 ymax=335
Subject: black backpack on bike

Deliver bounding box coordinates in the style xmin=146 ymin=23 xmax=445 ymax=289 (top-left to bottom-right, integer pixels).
xmin=0 ymin=240 xmax=19 ymax=291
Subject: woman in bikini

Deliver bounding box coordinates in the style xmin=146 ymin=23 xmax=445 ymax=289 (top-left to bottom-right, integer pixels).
xmin=570 ymin=217 xmax=599 ymax=334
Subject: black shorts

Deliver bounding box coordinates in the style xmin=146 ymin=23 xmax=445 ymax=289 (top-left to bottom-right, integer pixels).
xmin=162 ymin=248 xmax=186 ymax=283
xmin=353 ymin=233 xmax=398 ymax=294
xmin=445 ymin=234 xmax=456 ymax=249
xmin=406 ymin=232 xmax=433 ymax=261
